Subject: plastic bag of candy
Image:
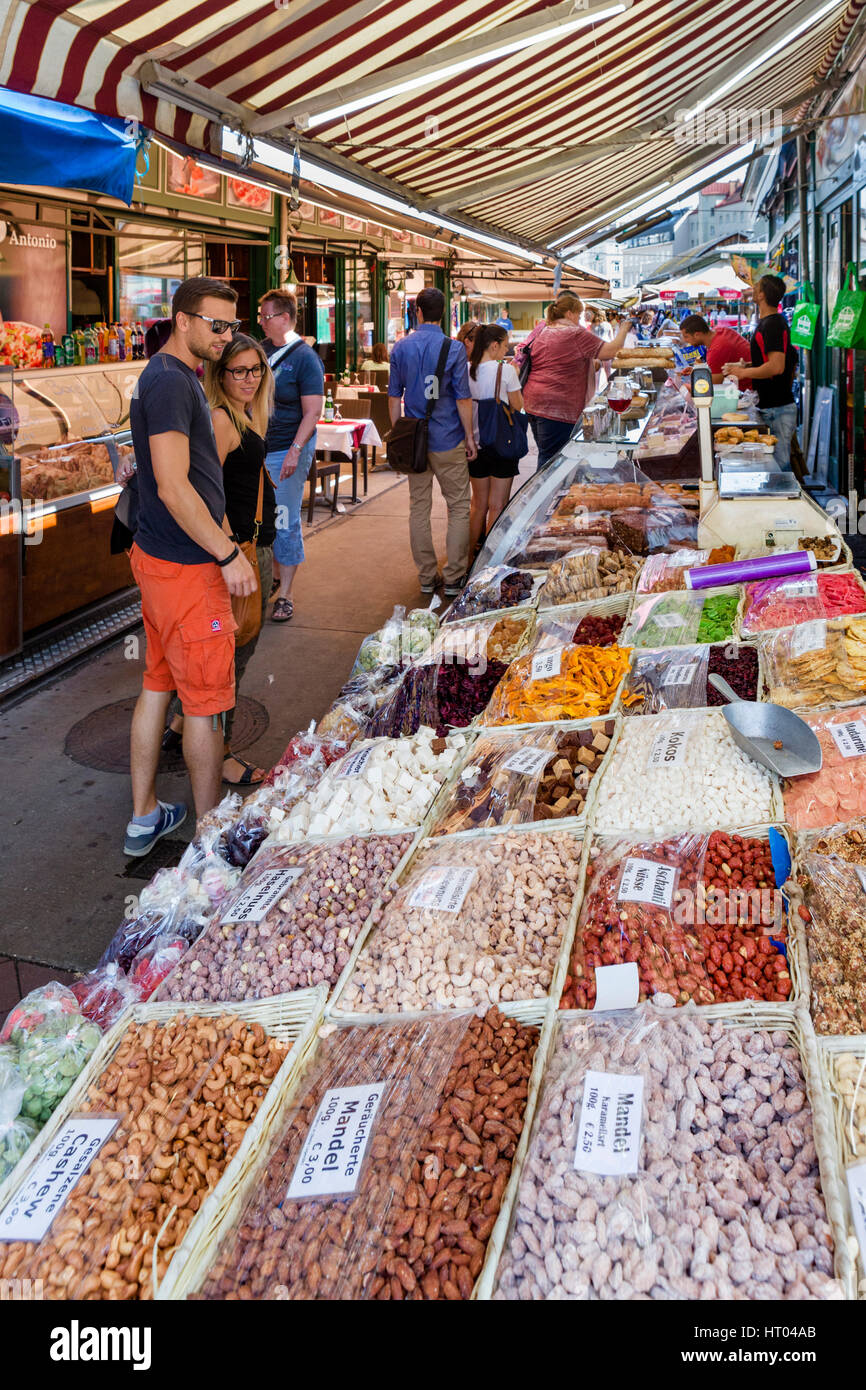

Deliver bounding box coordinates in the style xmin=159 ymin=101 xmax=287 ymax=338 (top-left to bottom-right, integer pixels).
xmin=0 ymin=982 xmax=80 ymax=1045
xmin=70 ymin=963 xmax=143 ymax=1030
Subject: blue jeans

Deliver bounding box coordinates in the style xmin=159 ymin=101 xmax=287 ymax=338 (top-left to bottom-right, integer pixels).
xmin=265 ymin=435 xmax=316 ymax=567
xmin=530 ymin=415 xmax=574 ymax=470
xmin=758 ymin=404 xmax=798 ymax=469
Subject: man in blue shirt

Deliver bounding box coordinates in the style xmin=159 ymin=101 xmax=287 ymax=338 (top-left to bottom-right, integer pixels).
xmin=388 ymin=287 xmax=477 ymax=595
xmin=495 ymin=309 xmax=513 ymax=331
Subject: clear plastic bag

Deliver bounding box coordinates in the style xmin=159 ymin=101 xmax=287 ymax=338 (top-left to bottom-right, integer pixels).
xmin=741 ymin=571 xmax=866 ymax=635
xmin=129 ymin=935 xmax=189 ymax=999
xmin=271 ymin=731 xmax=464 ymax=841
xmin=782 ymin=708 xmax=866 ymax=829
xmin=481 ymin=644 xmax=631 ymax=726
xmin=800 ymin=817 xmax=866 ymax=864
xmin=444 ymin=566 xmax=535 ymax=621
xmin=636 ymin=550 xmax=710 ymax=594
xmin=157 ymin=834 xmax=413 ymax=1004
xmin=16 ymin=1013 xmax=102 ymax=1124
xmin=265 ymin=723 xmax=355 ymax=786
xmin=560 ymin=831 xmax=788 ymax=1010
xmin=537 ymin=548 xmax=643 ymax=606
xmin=593 ymin=709 xmax=775 ymax=832
xmin=0 ymin=1012 xmax=290 ymax=1300
xmin=431 ymin=723 xmax=614 ymax=834
xmin=759 ymin=618 xmax=866 ymax=709
xmin=802 ymin=852 xmax=866 ymax=1034
xmin=70 ymin=963 xmax=142 ymax=1029
xmin=534 ymin=606 xmax=626 ymax=649
xmin=624 ymin=592 xmax=705 ymax=648
xmin=0 ymin=983 xmax=80 ymax=1045
xmin=195 ymin=1009 xmax=539 ymax=1301
xmin=0 ymin=1054 xmax=38 ymax=1182
xmin=336 ymin=829 xmax=583 ymax=1015
xmin=619 ymin=645 xmax=710 ymax=715
xmin=494 ymin=1010 xmax=841 ymax=1300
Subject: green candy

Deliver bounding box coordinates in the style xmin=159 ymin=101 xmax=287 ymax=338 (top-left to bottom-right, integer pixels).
xmin=696 ymin=593 xmax=739 ymax=644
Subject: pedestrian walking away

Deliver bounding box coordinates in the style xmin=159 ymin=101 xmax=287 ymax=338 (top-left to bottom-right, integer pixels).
xmin=521 ymin=294 xmax=633 ymax=469
xmin=125 ymin=275 xmax=257 ymax=856
xmin=162 ymin=333 xmax=277 ymax=788
xmin=467 ymin=323 xmax=525 ymax=558
xmin=722 ymin=274 xmax=799 ymax=468
xmin=259 ymin=288 xmax=325 ymax=623
xmin=388 ymin=286 xmax=477 ymax=596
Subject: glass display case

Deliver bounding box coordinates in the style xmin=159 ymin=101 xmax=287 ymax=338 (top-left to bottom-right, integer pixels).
xmin=0 ymin=362 xmax=143 ymax=639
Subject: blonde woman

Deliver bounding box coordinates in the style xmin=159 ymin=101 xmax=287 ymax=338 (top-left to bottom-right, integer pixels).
xmin=523 ymin=294 xmax=632 ymax=468
xmin=162 ymin=334 xmax=277 ymax=786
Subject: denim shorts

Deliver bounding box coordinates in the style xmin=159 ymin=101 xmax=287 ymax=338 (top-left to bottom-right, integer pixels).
xmin=264 ymin=434 xmax=316 ymax=567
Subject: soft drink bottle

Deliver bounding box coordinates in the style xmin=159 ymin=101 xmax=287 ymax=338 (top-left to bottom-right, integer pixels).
xmin=62 ymin=332 xmax=74 ymax=367
xmin=84 ymin=326 xmax=98 ymax=365
xmin=73 ymin=328 xmax=85 ymax=365
xmin=41 ymin=323 xmax=55 ymax=367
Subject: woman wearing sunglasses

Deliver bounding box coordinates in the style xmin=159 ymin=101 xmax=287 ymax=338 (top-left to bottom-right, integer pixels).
xmin=258 ymin=289 xmax=325 ymax=622
xmin=162 ymin=334 xmax=277 ymax=786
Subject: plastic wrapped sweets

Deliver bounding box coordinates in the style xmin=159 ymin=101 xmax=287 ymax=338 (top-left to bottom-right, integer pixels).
xmin=593 ymin=709 xmax=776 ymax=832
xmin=335 ymin=829 xmax=583 ymax=1014
xmin=782 ymin=706 xmax=866 ymax=829
xmin=194 ymin=1010 xmax=539 ymax=1300
xmin=801 ymin=852 xmax=866 ymax=1035
xmin=760 ymin=617 xmax=866 ymax=709
xmin=0 ymin=1011 xmax=291 ymax=1299
xmin=619 ymin=644 xmax=759 ymax=715
xmin=430 ymin=722 xmax=614 ymax=834
xmin=560 ymin=830 xmax=791 ymax=1010
xmin=493 ymin=1010 xmax=844 ymax=1300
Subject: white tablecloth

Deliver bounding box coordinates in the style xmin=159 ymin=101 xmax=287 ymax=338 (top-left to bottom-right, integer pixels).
xmin=316 ymin=419 xmax=383 ymax=456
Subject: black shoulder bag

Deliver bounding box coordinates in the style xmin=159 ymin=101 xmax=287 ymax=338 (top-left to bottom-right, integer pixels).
xmin=386 ymin=338 xmax=451 ymax=474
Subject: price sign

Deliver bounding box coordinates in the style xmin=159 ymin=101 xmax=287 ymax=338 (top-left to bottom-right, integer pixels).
xmin=407 ymin=865 xmax=477 ymax=913
xmin=531 ymin=647 xmax=563 ymax=681
xmin=286 ymin=1085 xmax=387 ymax=1200
xmin=337 ymin=743 xmax=377 ymax=779
xmin=790 ymin=620 xmax=826 ymax=657
xmin=618 ymin=857 xmax=678 ymax=909
xmin=663 ymin=662 xmax=699 ymax=688
xmin=502 ymin=746 xmax=555 ymax=777
xmin=574 ymin=1070 xmax=644 ymax=1176
xmin=829 ymin=720 xmax=866 ymax=759
xmin=593 ymin=963 xmax=640 ymax=1012
xmin=780 ymin=578 xmax=818 ymax=599
xmin=0 ymin=1118 xmax=120 ymax=1242
xmin=226 ymin=868 xmax=305 ymax=923
xmin=646 ymin=728 xmax=689 ymax=769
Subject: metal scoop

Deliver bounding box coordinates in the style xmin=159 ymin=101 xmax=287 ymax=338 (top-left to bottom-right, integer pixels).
xmin=708 ymin=675 xmax=823 ymax=778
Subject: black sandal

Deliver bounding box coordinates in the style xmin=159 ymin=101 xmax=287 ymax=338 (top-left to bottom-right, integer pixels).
xmin=161 ymin=727 xmax=183 ymax=753
xmin=222 ymin=756 xmax=265 ymax=787
xmin=272 ymin=597 xmax=294 ymax=622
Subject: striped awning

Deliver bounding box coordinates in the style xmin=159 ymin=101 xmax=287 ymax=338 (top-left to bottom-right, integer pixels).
xmin=0 ymin=0 xmax=860 ymax=251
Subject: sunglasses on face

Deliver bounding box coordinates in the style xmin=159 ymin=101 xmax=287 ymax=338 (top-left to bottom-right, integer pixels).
xmin=225 ymin=364 xmax=265 ymax=380
xmin=189 ymin=311 xmax=241 ymax=334
xmin=259 ymin=309 xmax=287 ymax=322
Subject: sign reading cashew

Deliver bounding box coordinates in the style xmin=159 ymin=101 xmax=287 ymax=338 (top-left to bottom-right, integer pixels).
xmin=0 ymin=1117 xmax=119 ymax=1243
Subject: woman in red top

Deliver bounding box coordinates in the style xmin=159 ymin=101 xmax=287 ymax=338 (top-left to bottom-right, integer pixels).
xmin=521 ymin=295 xmax=632 ymax=469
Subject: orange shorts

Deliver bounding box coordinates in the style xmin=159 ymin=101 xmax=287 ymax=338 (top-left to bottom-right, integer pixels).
xmin=130 ymin=543 xmax=237 ymax=717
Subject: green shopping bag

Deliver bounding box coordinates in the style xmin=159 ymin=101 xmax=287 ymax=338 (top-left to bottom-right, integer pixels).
xmin=790 ymin=282 xmax=819 ymax=349
xmin=827 ymin=262 xmax=866 ymax=349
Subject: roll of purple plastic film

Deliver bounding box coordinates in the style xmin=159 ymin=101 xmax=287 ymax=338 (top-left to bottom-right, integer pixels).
xmin=685 ymin=549 xmax=816 ymax=589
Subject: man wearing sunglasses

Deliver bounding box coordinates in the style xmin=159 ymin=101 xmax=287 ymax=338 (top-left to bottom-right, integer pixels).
xmin=125 ymin=276 xmax=256 ymax=857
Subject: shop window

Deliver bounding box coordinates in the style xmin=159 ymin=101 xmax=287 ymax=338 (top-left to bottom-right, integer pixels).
xmin=284 ymin=251 xmax=337 ymax=372
xmin=117 ymin=222 xmax=186 ymax=328
xmin=345 ymin=257 xmax=374 ymax=370
xmin=69 ymin=212 xmax=111 ymax=328
xmin=206 ymin=242 xmax=252 ymax=330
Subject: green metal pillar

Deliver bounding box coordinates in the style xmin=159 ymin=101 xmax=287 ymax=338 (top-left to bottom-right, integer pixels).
xmin=334 ymin=254 xmax=346 ymax=374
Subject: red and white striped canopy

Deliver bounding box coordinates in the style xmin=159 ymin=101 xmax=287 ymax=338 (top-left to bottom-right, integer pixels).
xmin=0 ymin=0 xmax=858 ymax=249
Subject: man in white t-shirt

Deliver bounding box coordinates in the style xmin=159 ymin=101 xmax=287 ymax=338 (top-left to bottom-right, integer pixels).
xmin=466 ymin=324 xmax=525 ymax=558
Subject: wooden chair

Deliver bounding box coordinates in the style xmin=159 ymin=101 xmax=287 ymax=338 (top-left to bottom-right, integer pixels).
xmin=306 ymin=454 xmax=341 ymax=522
xmin=342 ymin=399 xmax=373 ymax=490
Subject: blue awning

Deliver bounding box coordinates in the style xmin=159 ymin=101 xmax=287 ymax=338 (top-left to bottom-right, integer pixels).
xmin=0 ymin=88 xmax=139 ymax=203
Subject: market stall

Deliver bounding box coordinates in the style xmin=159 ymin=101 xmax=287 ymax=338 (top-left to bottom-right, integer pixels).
xmin=2 ymin=421 xmax=866 ymax=1303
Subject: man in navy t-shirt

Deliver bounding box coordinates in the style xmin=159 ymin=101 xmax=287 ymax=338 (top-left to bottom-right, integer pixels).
xmin=125 ymin=276 xmax=256 ymax=857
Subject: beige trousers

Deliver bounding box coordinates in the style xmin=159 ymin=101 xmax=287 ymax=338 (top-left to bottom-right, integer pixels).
xmin=407 ymin=443 xmax=471 ymax=587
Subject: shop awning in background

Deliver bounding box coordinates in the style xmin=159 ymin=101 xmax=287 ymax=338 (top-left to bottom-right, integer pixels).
xmin=0 ymin=0 xmax=861 ymax=250
xmin=0 ymin=87 xmax=137 ymax=202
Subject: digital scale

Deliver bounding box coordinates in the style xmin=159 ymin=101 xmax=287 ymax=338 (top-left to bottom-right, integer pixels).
xmin=691 ymin=365 xmax=800 ymax=499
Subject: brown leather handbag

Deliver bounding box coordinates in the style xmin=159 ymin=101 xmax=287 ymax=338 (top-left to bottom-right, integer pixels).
xmin=231 ymin=468 xmax=264 ymax=647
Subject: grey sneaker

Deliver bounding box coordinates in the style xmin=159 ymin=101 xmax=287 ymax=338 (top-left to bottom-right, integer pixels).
xmin=419 ymin=577 xmax=441 ymax=594
xmin=443 ymin=577 xmax=467 ymax=598
xmin=124 ymin=800 xmax=187 ymax=858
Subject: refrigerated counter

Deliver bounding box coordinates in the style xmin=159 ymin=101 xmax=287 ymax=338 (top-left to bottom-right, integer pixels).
xmin=0 ymin=361 xmax=145 ymax=659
